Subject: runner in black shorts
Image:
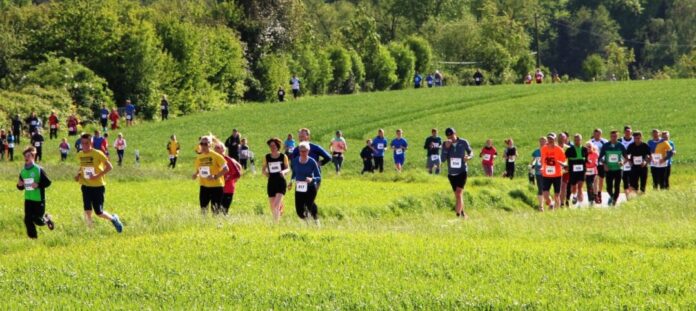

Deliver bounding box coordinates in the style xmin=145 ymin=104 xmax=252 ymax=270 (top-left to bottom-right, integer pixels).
xmin=440 ymin=128 xmax=473 ymax=219
xmin=590 ymin=129 xmax=608 ymax=204
xmin=565 ymin=134 xmax=588 ymax=206
xmin=263 ymin=137 xmax=290 ymax=223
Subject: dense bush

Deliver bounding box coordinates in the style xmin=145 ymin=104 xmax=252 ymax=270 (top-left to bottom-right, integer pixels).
xmin=388 ymin=43 xmax=416 ymax=90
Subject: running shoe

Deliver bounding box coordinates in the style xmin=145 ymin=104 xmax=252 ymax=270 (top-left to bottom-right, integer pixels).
xmin=111 ymin=214 xmax=123 ymax=233
xmin=44 ymin=214 xmax=55 ymax=230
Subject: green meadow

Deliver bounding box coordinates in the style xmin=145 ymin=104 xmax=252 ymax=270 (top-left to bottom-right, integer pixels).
xmin=1 ymin=80 xmax=695 ymax=309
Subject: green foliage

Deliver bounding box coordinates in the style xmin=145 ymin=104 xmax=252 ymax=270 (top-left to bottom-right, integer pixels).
xmin=366 ymin=45 xmax=398 ymax=91
xmin=327 ymin=46 xmax=353 ymax=94
xmin=256 ymin=53 xmax=291 ymax=102
xmin=582 ymin=54 xmax=607 ymax=81
xmin=404 ymin=35 xmax=432 ymax=74
xmin=289 ymin=47 xmax=333 ymax=96
xmin=0 ymin=86 xmax=72 ymax=129
xmin=674 ymin=49 xmax=696 ymax=79
xmin=348 ymin=49 xmax=366 ymax=91
xmin=604 ymin=42 xmax=635 ymax=80
xmin=388 ymin=43 xmax=416 ymax=89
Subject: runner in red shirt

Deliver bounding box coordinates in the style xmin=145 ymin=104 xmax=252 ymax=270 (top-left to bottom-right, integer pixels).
xmin=479 ymin=139 xmax=497 ymax=177
xmin=540 ymin=133 xmax=567 ymax=210
xmin=67 ymin=114 xmax=79 ymax=136
xmin=109 ymin=108 xmax=120 ymax=130
xmin=214 ymin=140 xmax=242 ymax=216
xmin=48 ymin=111 xmax=59 ymax=140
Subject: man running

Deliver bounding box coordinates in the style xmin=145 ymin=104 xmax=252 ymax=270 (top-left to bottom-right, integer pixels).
xmin=423 ymin=128 xmax=442 ymax=174
xmin=75 ymin=133 xmax=123 ymax=232
xmin=99 ymin=105 xmax=109 ymax=132
xmin=17 ymin=146 xmax=55 ymax=239
xmin=540 ymin=133 xmax=567 ymax=211
xmin=284 ymin=134 xmax=296 ymax=159
xmin=48 ymin=111 xmax=59 ymax=140
xmin=585 ymin=142 xmax=599 ymax=206
xmin=125 ymin=100 xmax=136 ymax=126
xmin=599 ymin=130 xmax=627 ymax=206
xmin=161 ymin=95 xmax=169 ymax=121
xmin=30 ymin=129 xmax=45 ymax=162
xmin=414 ymin=72 xmax=423 ymax=88
xmin=371 ymin=129 xmax=388 ymax=173
xmin=503 ymin=138 xmax=517 ymax=179
xmin=167 ymin=135 xmax=180 ymax=169
xmin=67 ymin=114 xmax=79 ymax=136
xmin=290 ymin=74 xmax=301 ymax=99
xmin=390 ymin=129 xmax=408 ymax=173
xmin=590 ymin=128 xmax=608 ymax=204
xmin=626 ymin=131 xmax=651 ymax=195
xmin=192 ymin=136 xmax=229 ymax=215
xmin=473 ymin=69 xmax=484 ymax=86
xmin=11 ymin=114 xmax=22 ymax=144
xmin=565 ymin=134 xmax=588 ymax=206
xmin=441 ymin=128 xmax=473 ymax=219
xmin=619 ymin=126 xmax=634 ymax=196
xmin=531 ymin=137 xmax=547 ymax=209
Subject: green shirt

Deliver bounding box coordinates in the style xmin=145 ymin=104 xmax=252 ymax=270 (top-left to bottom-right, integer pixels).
xmin=20 ymin=165 xmax=42 ymax=202
xmin=600 ymin=143 xmax=626 ymax=171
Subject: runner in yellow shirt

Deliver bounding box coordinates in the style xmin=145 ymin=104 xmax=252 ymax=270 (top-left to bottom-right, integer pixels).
xmin=192 ymin=136 xmax=229 ymax=215
xmin=167 ymin=134 xmax=180 ymax=168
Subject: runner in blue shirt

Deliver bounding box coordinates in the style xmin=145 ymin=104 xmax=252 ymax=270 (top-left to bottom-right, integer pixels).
xmin=99 ymin=106 xmax=109 ymax=132
xmin=125 ymin=99 xmax=136 ymax=127
xmin=413 ymin=73 xmax=423 ymax=88
xmin=390 ymin=129 xmax=408 ymax=172
xmin=371 ymin=129 xmax=388 ymax=173
xmin=426 ymin=74 xmax=434 ymax=88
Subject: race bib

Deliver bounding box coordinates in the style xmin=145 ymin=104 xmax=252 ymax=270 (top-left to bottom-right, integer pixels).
xmin=507 ymin=156 xmax=516 ymax=162
xmin=30 ymin=121 xmax=37 ymax=126
xmin=450 ymin=158 xmax=462 ymax=169
xmin=430 ymin=154 xmax=440 ymax=161
xmin=83 ymin=167 xmax=95 ymax=179
xmin=69 ymin=126 xmax=76 ymax=132
xmin=34 ymin=142 xmax=41 ymax=147
xmin=269 ymin=162 xmax=282 ymax=173
xmin=432 ymin=143 xmax=440 ymax=148
xmin=60 ymin=148 xmax=69 ymax=154
xmin=572 ymin=164 xmax=583 ymax=172
xmin=377 ymin=143 xmax=384 ymax=150
xmin=241 ymin=150 xmax=249 ymax=158
xmin=126 ymin=115 xmax=132 ymax=120
xmin=101 ymin=114 xmax=107 ymax=119
xmin=483 ymin=154 xmax=491 ymax=161
xmin=586 ymin=167 xmax=597 ymax=176
xmin=169 ymin=155 xmax=175 ymax=160
xmin=161 ymin=105 xmax=166 ymax=110
xmin=395 ymin=149 xmax=403 ymax=155
xmin=296 ymin=181 xmax=308 ymax=193
xmin=8 ymin=143 xmax=14 ymax=148
xmin=287 ymin=147 xmax=295 ymax=153
xmin=651 ymin=154 xmax=662 ymax=166
xmin=623 ymin=162 xmax=632 ymax=171
xmin=608 ymin=154 xmax=619 ymax=163
xmin=50 ymin=125 xmax=56 ymax=129
xmin=199 ymin=166 xmax=210 ymax=178
xmin=633 ymin=157 xmax=643 ymax=166
xmin=24 ymin=178 xmax=34 ymax=191
xmin=545 ymin=166 xmax=556 ymax=175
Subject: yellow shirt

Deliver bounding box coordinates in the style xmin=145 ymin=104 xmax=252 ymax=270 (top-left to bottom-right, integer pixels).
xmin=653 ymin=141 xmax=672 ymax=167
xmin=167 ymin=140 xmax=180 ymax=155
xmin=77 ymin=149 xmax=109 ymax=187
xmin=195 ymin=151 xmax=227 ymax=187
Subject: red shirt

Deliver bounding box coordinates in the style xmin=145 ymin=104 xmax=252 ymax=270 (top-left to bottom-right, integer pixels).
xmin=49 ymin=115 xmax=59 ymax=127
xmin=480 ymin=146 xmax=497 ymax=166
xmin=223 ymin=155 xmax=241 ymax=194
xmin=109 ymin=111 xmax=120 ymax=122
xmin=541 ymin=145 xmax=567 ymax=178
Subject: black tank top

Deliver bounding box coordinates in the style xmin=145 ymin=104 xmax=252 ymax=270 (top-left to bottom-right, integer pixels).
xmin=266 ymin=153 xmax=287 ymax=178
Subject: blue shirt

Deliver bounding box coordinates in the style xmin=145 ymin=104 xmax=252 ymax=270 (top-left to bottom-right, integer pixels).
xmin=291 ymin=142 xmax=331 ymax=165
xmin=291 ymin=157 xmax=321 ymax=186
xmin=126 ymin=104 xmax=136 ymax=115
xmin=372 ymin=136 xmax=388 ymax=157
xmin=414 ymin=74 xmax=422 ymax=86
xmin=440 ymin=138 xmax=473 ymax=176
xmin=390 ymin=138 xmax=408 ymax=155
xmin=100 ymin=108 xmax=109 ymax=119
xmin=532 ymin=149 xmax=542 ymax=175
xmin=668 ymin=140 xmax=675 ymax=166
xmin=285 ymin=139 xmax=296 ymax=149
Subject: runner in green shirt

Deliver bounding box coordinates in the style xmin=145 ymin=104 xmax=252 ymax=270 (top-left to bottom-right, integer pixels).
xmin=16 ymin=146 xmax=54 ymax=239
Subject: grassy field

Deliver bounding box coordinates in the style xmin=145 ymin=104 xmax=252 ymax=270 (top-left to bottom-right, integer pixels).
xmin=1 ymin=80 xmax=695 ymax=309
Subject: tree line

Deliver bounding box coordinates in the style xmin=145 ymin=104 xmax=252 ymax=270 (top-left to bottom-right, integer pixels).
xmin=0 ymin=0 xmax=694 ymax=124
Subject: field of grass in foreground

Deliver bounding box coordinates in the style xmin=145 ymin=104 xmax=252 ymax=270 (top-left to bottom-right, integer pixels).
xmin=0 ymin=80 xmax=695 ymax=308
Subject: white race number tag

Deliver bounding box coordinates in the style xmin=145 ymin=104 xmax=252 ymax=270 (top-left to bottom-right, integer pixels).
xmin=450 ymin=158 xmax=462 ymax=169
xmin=24 ymin=178 xmax=34 ymax=191
xmin=69 ymin=127 xmax=75 ymax=132
xmin=507 ymin=155 xmax=516 ymax=162
xmin=101 ymin=114 xmax=107 ymax=119
xmin=199 ymin=166 xmax=210 ymax=178
xmin=50 ymin=125 xmax=56 ymax=129
xmin=573 ymin=164 xmax=583 ymax=172
xmin=430 ymin=154 xmax=440 ymax=161
xmin=34 ymin=142 xmax=41 ymax=147
xmin=483 ymin=154 xmax=491 ymax=161
xmin=296 ymin=181 xmax=308 ymax=193
xmin=545 ymin=166 xmax=556 ymax=175
xmin=608 ymin=154 xmax=619 ymax=163
xmin=633 ymin=157 xmax=643 ymax=166
xmin=377 ymin=143 xmax=384 ymax=150
xmin=586 ymin=167 xmax=597 ymax=175
xmin=8 ymin=143 xmax=14 ymax=148
xmin=269 ymin=162 xmax=282 ymax=173
xmin=83 ymin=167 xmax=95 ymax=179
xmin=395 ymin=149 xmax=403 ymax=155
xmin=126 ymin=115 xmax=132 ymax=120
xmin=623 ymin=162 xmax=632 ymax=171
xmin=432 ymin=143 xmax=440 ymax=148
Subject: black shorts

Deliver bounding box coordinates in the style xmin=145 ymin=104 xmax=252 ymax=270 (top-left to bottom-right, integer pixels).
xmin=267 ymin=176 xmax=287 ymax=197
xmin=448 ymin=173 xmax=467 ymax=192
xmin=569 ymin=172 xmax=585 ymax=184
xmin=81 ymin=185 xmax=105 ymax=215
xmin=199 ymin=186 xmax=223 ymax=208
xmin=597 ymin=165 xmax=606 ymax=178
xmin=542 ymin=177 xmax=561 ymax=193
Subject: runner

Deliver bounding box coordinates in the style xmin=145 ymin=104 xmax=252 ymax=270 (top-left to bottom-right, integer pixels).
xmin=74 ymin=133 xmax=123 ymax=232
xmin=441 ymin=128 xmax=473 ymax=219
xmin=524 ymin=73 xmax=533 ymax=84
xmin=290 ymin=74 xmax=301 ymax=99
xmin=109 ymin=107 xmax=120 ymax=130
xmin=11 ymin=114 xmax=22 ymax=144
xmin=59 ymin=138 xmax=70 ymax=161
xmin=558 ymin=132 xmax=572 ymax=207
xmin=125 ymin=100 xmax=136 ymax=126
xmin=584 ymin=142 xmax=599 ymax=206
xmin=590 ymin=128 xmax=608 ymax=204
xmin=540 ymin=133 xmax=567 ymax=211
xmin=626 ymin=131 xmax=651 ymax=195
xmin=26 ymin=112 xmax=39 ymax=136
xmin=390 ymin=129 xmax=408 ymax=173
xmin=102 ymin=133 xmax=111 ymax=158
xmin=531 ymin=137 xmax=547 ymax=210
xmin=662 ymin=131 xmax=675 ymax=189
xmin=48 ymin=111 xmax=59 ymax=140
xmin=74 ymin=133 xmax=83 ymax=153
xmin=283 ymin=134 xmax=295 ymax=158
xmin=565 ymin=134 xmax=588 ymax=206
xmin=619 ymin=126 xmax=634 ymax=196
xmin=224 ymin=129 xmax=241 ymax=161
xmin=329 ymin=130 xmax=347 ymax=174
xmin=7 ymin=130 xmax=15 ymax=161
xmin=479 ymin=139 xmax=497 ymax=177
xmin=360 ymin=139 xmax=374 ymax=174
xmin=30 ymin=129 xmax=45 ymax=162
xmin=213 ymin=141 xmax=242 ymax=216
xmin=263 ymin=138 xmax=290 ymax=223
xmin=503 ymin=138 xmax=517 ymax=179
xmin=16 ymin=146 xmax=54 ymax=239
xmin=649 ymin=130 xmax=673 ymax=190
xmin=473 ymin=69 xmax=484 ymax=86
xmin=414 ymin=72 xmax=423 ymax=88
xmin=67 ymin=114 xmax=79 ymax=136
xmin=0 ymin=129 xmax=6 ymax=161
xmin=424 ymin=128 xmax=442 ymax=174
xmin=161 ymin=95 xmax=169 ymax=120
xmin=426 ymin=73 xmax=434 ymax=88
xmin=288 ymin=142 xmax=322 ymax=223
xmin=434 ymin=70 xmax=443 ymax=86
xmin=277 ymin=87 xmax=286 ymax=102
xmin=371 ymin=129 xmax=388 ymax=173
xmin=192 ymin=135 xmax=229 ymax=215
xmin=239 ymin=138 xmax=250 ymax=169
xmin=535 ymin=68 xmax=544 ymax=84
xmin=599 ymin=130 xmax=628 ymax=206
xmin=99 ymin=105 xmax=109 ymax=132
xmin=167 ymin=135 xmax=180 ymax=169
xmin=291 ymin=128 xmax=332 ymax=167
xmin=114 ymin=133 xmax=127 ymax=166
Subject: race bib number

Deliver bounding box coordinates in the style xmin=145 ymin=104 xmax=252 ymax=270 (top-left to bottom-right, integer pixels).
xmin=69 ymin=127 xmax=76 ymax=132
xmin=608 ymin=154 xmax=619 ymax=163
xmin=586 ymin=167 xmax=597 ymax=175
xmin=126 ymin=115 xmax=132 ymax=120
xmin=8 ymin=143 xmax=14 ymax=148
xmin=241 ymin=150 xmax=249 ymax=158
xmin=430 ymin=154 xmax=440 ymax=161
xmin=83 ymin=167 xmax=95 ymax=179
xmin=24 ymin=178 xmax=34 ymax=191
xmin=30 ymin=121 xmax=37 ymax=126
xmin=573 ymin=164 xmax=583 ymax=172
xmin=269 ymin=162 xmax=282 ymax=173
xmin=395 ymin=149 xmax=403 ymax=155
xmin=60 ymin=148 xmax=69 ymax=154
xmin=161 ymin=105 xmax=166 ymax=110
xmin=199 ymin=166 xmax=211 ymax=178
xmin=507 ymin=156 xmax=516 ymax=162
xmin=50 ymin=125 xmax=56 ymax=129
xmin=432 ymin=143 xmax=440 ymax=148
xmin=34 ymin=142 xmax=41 ymax=147
xmin=287 ymin=147 xmax=295 ymax=153
xmin=545 ymin=166 xmax=556 ymax=175
xmin=377 ymin=143 xmax=384 ymax=150
xmin=101 ymin=114 xmax=107 ymax=119
xmin=169 ymin=155 xmax=175 ymax=160
xmin=483 ymin=154 xmax=491 ymax=161
xmin=450 ymin=158 xmax=462 ymax=169
xmin=633 ymin=157 xmax=643 ymax=166
xmin=623 ymin=162 xmax=632 ymax=171
xmin=651 ymin=154 xmax=662 ymax=166
xmin=296 ymin=181 xmax=308 ymax=193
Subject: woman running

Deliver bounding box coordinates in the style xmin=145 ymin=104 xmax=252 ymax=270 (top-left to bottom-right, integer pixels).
xmin=503 ymin=138 xmax=517 ymax=179
xmin=263 ymin=138 xmax=290 ymax=223
xmin=288 ymin=142 xmax=322 ymax=224
xmin=585 ymin=142 xmax=599 ymax=206
xmin=330 ymin=130 xmax=347 ymax=174
xmin=114 ymin=133 xmax=127 ymax=166
xmin=213 ymin=141 xmax=242 ymax=215
xmin=480 ymin=139 xmax=497 ymax=177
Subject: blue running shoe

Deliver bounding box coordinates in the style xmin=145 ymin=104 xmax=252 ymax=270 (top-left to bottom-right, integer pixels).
xmin=111 ymin=214 xmax=123 ymax=233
